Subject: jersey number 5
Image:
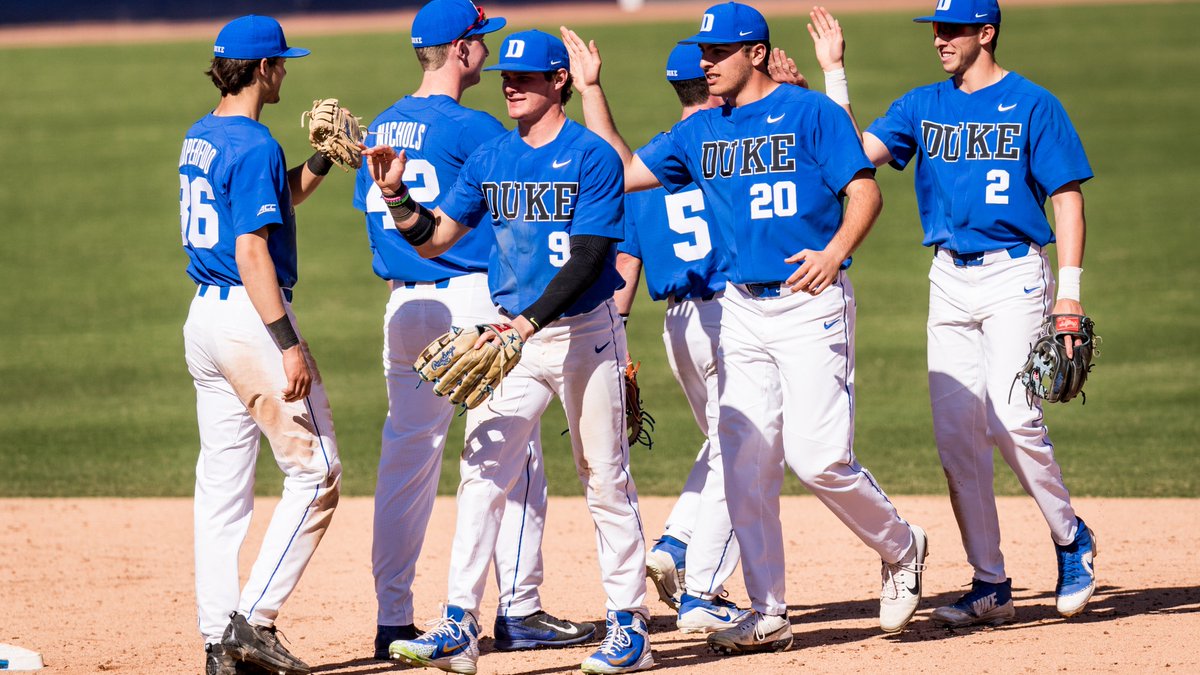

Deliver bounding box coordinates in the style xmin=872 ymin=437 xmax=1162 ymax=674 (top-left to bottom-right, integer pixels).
xmin=180 ymin=175 xmax=219 ymax=248
xmin=665 ymin=189 xmax=712 ymax=262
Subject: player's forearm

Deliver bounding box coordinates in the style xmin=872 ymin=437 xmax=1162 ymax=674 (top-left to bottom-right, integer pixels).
xmin=1050 ymin=184 xmax=1086 ymax=269
xmin=384 ymin=193 xmax=467 ymax=258
xmin=287 ymin=153 xmax=333 ymax=206
xmin=577 ymin=86 xmax=634 ymax=167
xmin=235 ymin=231 xmax=290 ymax=327
xmin=829 ymin=173 xmax=883 ymax=261
xmin=613 ymin=252 xmax=643 ymax=317
xmin=520 ymin=235 xmax=614 ymax=331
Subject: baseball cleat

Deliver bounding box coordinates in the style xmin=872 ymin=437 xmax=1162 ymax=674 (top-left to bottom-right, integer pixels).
xmin=492 ymin=610 xmax=596 ymax=650
xmin=1055 ymin=518 xmax=1098 ymax=617
xmin=389 ymin=604 xmax=479 ymax=674
xmin=879 ymin=524 xmax=929 ymax=633
xmin=580 ymin=610 xmax=655 ymax=674
xmin=645 ymin=535 xmax=687 ymax=610
xmin=677 ymin=593 xmax=748 ymax=634
xmin=706 ymin=610 xmax=792 ymax=655
xmin=374 ymin=623 xmax=419 ymax=661
xmin=221 ymin=612 xmax=310 ymax=675
xmin=931 ymin=578 xmax=1016 ymax=628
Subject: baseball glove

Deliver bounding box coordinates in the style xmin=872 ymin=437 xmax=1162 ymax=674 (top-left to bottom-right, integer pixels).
xmin=1014 ymin=314 xmax=1099 ymax=405
xmin=625 ymin=360 xmax=655 ymax=448
xmin=413 ymin=323 xmax=524 ymax=409
xmin=300 ymin=98 xmax=366 ymax=170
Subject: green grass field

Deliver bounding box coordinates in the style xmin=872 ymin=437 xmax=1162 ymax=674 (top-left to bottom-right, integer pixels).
xmin=1 ymin=2 xmax=1197 ymax=498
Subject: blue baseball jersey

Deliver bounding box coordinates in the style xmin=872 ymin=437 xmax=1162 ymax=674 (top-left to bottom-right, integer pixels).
xmin=439 ymin=119 xmax=625 ymax=318
xmin=179 ymin=114 xmax=296 ymax=288
xmin=638 ymin=85 xmax=872 ymax=285
xmin=619 ymin=184 xmax=727 ymax=302
xmin=866 ymin=72 xmax=1092 ymax=252
xmin=353 ymin=95 xmax=507 ymax=281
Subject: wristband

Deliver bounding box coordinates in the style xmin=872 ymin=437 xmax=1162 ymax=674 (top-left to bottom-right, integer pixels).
xmin=824 ymin=68 xmax=850 ymax=106
xmin=305 ymin=152 xmax=333 ymax=177
xmin=381 ymin=184 xmax=410 ymax=207
xmin=1057 ymin=266 xmax=1082 ymax=302
xmin=266 ymin=315 xmax=300 ymax=351
xmin=620 ymin=313 xmax=629 ymax=327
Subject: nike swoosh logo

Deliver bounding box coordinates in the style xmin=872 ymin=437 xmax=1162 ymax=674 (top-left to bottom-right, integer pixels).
xmin=552 ymin=159 xmax=572 ymax=169
xmin=905 ymin=579 xmax=920 ymax=595
xmin=976 ymin=12 xmax=989 ymax=18
xmin=594 ymin=342 xmax=610 ymax=353
xmin=739 ymin=30 xmax=754 ymax=36
xmin=1023 ymin=286 xmax=1038 ymax=294
xmin=823 ymin=318 xmax=841 ymax=330
xmin=998 ymin=103 xmax=1017 ymax=112
xmin=767 ymin=113 xmax=785 ymax=124
xmin=701 ymin=607 xmax=736 ymax=620
xmin=539 ymin=620 xmax=579 ymax=635
xmin=550 ymin=60 xmax=563 ymax=66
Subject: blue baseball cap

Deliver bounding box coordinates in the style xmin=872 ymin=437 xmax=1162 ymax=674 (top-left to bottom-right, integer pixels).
xmin=411 ymin=0 xmax=506 ymax=48
xmin=679 ymin=2 xmax=770 ymax=45
xmin=666 ymin=44 xmax=705 ymax=81
xmin=483 ymin=30 xmax=568 ymax=72
xmin=213 ymin=15 xmax=309 ymax=60
xmin=913 ymin=0 xmax=1002 ymax=24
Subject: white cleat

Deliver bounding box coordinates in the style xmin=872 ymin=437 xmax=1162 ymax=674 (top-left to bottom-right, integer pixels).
xmin=880 ymin=524 xmax=928 ymax=633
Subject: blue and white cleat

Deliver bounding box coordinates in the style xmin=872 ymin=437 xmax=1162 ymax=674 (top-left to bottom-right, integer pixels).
xmin=645 ymin=535 xmax=687 ymax=610
xmin=931 ymin=578 xmax=1016 ymax=628
xmin=580 ymin=611 xmax=654 ymax=674
xmin=389 ymin=604 xmax=479 ymax=674
xmin=677 ymin=593 xmax=747 ymax=634
xmin=493 ymin=610 xmax=595 ymax=650
xmin=1055 ymin=518 xmax=1098 ymax=617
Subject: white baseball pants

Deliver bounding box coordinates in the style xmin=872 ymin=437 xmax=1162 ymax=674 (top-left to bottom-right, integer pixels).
xmin=659 ymin=292 xmax=740 ymax=599
xmin=928 ymin=246 xmax=1078 ymax=584
xmin=717 ymin=274 xmax=914 ymax=616
xmin=372 ymin=273 xmax=548 ymax=625
xmin=184 ymin=286 xmax=342 ymax=643
xmin=446 ymin=299 xmax=648 ymax=617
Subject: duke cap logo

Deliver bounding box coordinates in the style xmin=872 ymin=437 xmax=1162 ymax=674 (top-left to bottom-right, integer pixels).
xmin=678 ymin=2 xmax=769 ymax=45
xmin=665 ymin=43 xmax=705 ymax=82
xmin=483 ymin=29 xmax=568 ymax=72
xmin=214 ymin=15 xmax=309 ymax=59
xmin=913 ymin=0 xmax=1002 ymax=25
xmin=411 ymin=0 xmax=506 ymax=47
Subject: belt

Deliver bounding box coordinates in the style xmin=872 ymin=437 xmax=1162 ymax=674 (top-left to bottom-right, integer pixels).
xmin=667 ymin=291 xmax=718 ymax=305
xmin=742 ymin=281 xmax=786 ymax=299
xmin=198 ymin=284 xmax=292 ymax=302
xmin=936 ymin=242 xmax=1033 ymax=267
xmin=400 ymin=278 xmax=451 ymax=289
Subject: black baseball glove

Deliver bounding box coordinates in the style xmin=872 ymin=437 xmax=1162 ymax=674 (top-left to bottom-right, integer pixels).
xmin=1014 ymin=314 xmax=1099 ymax=405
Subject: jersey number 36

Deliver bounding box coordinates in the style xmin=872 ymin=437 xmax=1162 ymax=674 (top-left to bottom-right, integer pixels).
xmin=180 ymin=175 xmax=219 ymax=248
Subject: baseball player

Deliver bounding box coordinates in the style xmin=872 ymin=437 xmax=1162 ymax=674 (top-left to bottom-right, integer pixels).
xmin=610 ymin=44 xmax=745 ymax=634
xmin=563 ymin=2 xmax=929 ymax=654
xmin=822 ymin=0 xmax=1097 ymax=627
xmin=352 ymin=0 xmax=592 ymax=660
xmin=365 ymin=29 xmax=653 ymax=674
xmin=181 ymin=15 xmax=341 ymax=675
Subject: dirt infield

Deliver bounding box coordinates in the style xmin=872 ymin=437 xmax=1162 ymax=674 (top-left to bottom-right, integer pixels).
xmin=3 ymin=495 xmax=1197 ymax=673
xmin=0 ymin=0 xmax=1183 ymax=48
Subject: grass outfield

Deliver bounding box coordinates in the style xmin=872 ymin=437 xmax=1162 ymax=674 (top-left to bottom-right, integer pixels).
xmin=1 ymin=3 xmax=1196 ymax=498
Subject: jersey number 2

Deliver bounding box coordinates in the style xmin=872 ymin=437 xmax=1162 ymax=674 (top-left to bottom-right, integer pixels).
xmin=985 ymin=169 xmax=1010 ymax=205
xmin=180 ymin=175 xmax=219 ymax=248
xmin=367 ymin=159 xmax=440 ymax=228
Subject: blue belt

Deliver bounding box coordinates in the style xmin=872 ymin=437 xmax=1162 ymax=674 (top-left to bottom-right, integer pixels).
xmin=199 ymin=284 xmax=292 ymax=302
xmin=399 ymin=278 xmax=452 ymax=289
xmin=744 ymin=282 xmax=783 ymax=298
xmin=938 ymin=242 xmax=1031 ymax=267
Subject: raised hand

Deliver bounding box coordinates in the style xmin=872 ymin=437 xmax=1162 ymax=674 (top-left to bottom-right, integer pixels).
xmin=362 ymin=144 xmax=408 ymax=196
xmin=560 ymin=26 xmax=603 ymax=92
xmin=767 ymin=47 xmax=809 ymax=88
xmin=807 ymin=5 xmax=846 ymax=72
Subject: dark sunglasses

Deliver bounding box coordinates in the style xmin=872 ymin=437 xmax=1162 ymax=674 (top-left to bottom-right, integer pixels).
xmin=453 ymin=3 xmax=488 ymax=43
xmin=932 ymin=22 xmax=982 ymax=40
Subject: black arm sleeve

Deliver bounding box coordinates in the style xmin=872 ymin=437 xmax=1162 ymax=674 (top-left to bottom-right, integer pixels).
xmin=520 ymin=234 xmax=615 ymax=331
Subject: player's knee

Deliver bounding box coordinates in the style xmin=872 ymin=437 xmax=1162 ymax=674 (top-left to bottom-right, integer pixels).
xmin=791 ymin=460 xmax=850 ymax=490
